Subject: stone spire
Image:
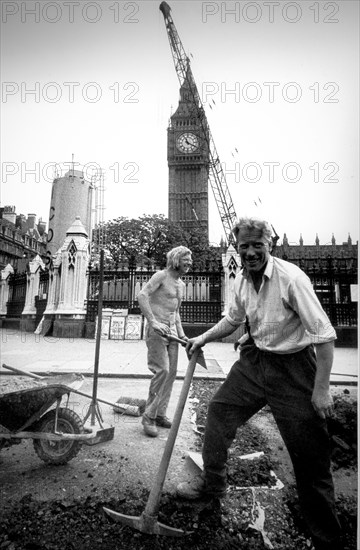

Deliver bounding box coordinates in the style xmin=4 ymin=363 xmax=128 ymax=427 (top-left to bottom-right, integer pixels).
xmin=65 ymin=216 xmax=88 ymax=238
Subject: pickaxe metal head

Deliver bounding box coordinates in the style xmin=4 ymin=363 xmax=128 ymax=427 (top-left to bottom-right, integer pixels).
xmin=103 ymin=508 xmax=192 ymax=537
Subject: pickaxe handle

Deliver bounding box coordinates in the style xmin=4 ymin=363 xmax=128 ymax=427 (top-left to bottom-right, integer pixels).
xmin=143 ymin=347 xmax=201 ymax=518
xmin=2 ymin=363 xmax=42 ymax=379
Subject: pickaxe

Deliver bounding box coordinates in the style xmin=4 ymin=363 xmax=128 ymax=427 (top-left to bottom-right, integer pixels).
xmin=103 ymin=339 xmax=206 ymax=536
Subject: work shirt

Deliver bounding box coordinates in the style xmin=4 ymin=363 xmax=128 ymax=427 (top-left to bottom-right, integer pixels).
xmin=226 ymin=256 xmax=337 ymax=354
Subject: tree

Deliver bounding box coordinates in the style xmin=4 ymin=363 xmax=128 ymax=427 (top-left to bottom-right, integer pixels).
xmin=92 ymin=214 xmax=222 ymax=269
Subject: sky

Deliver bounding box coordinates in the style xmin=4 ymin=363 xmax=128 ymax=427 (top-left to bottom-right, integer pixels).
xmin=1 ymin=0 xmax=359 ymax=246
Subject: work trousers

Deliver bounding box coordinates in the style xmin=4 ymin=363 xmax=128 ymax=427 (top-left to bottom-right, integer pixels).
xmin=144 ymin=327 xmax=178 ymax=419
xmin=202 ymin=343 xmax=342 ymax=550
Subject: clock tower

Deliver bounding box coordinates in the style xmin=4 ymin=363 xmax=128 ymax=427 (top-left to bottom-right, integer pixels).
xmin=167 ymin=73 xmax=209 ymax=239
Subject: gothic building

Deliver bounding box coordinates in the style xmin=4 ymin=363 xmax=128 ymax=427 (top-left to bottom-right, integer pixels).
xmin=274 ymin=232 xmax=357 ymax=260
xmin=167 ymin=71 xmax=209 ymax=239
xmin=0 ymin=206 xmax=47 ymax=271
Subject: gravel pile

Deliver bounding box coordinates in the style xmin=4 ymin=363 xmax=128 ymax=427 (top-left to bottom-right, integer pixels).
xmin=0 ymin=377 xmax=48 ymax=396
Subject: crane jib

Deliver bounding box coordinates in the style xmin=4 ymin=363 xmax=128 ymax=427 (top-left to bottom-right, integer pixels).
xmin=159 ymin=2 xmax=279 ymax=246
xmin=159 ymin=1 xmax=238 ymax=245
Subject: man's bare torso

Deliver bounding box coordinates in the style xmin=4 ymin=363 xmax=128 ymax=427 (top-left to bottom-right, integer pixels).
xmin=149 ymin=270 xmax=184 ymax=326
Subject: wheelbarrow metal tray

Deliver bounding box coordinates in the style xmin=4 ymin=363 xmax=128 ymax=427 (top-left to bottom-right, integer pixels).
xmin=0 ymin=374 xmax=84 ymax=432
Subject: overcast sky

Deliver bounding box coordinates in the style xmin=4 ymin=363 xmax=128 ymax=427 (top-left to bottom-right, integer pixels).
xmin=1 ymin=0 xmax=359 ymax=245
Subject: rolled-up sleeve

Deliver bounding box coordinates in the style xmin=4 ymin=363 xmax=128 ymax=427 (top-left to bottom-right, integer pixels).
xmin=289 ymin=274 xmax=337 ymax=344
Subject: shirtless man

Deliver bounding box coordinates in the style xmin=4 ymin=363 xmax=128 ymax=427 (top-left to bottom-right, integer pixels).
xmin=137 ymin=246 xmax=192 ymax=437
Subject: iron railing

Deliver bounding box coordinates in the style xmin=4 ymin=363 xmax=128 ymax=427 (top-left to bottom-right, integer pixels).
xmin=279 ymin=255 xmax=358 ymax=327
xmin=4 ymin=256 xmax=357 ymax=329
xmin=85 ymin=264 xmax=224 ymax=325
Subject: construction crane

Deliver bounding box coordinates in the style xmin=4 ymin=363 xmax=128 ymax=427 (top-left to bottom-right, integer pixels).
xmin=159 ymin=1 xmax=237 ymax=245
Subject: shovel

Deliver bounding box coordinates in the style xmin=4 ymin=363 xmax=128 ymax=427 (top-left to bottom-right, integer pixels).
xmin=82 ymin=248 xmax=115 ymax=443
xmin=103 ymin=343 xmax=206 ymax=536
xmin=166 ymin=334 xmax=207 ymax=370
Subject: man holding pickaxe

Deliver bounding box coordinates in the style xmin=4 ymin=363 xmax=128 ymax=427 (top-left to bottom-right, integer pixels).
xmin=177 ymin=217 xmax=342 ymax=550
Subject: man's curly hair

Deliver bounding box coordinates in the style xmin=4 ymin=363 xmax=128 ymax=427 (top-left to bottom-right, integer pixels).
xmin=232 ymin=217 xmax=273 ymax=244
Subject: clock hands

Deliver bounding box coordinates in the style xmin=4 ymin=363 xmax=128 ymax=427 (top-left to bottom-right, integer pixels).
xmin=185 ymin=135 xmax=197 ymax=147
xmin=177 ymin=132 xmax=199 ymax=152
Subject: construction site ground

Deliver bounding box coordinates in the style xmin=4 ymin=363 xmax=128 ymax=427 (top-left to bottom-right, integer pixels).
xmin=0 ymin=330 xmax=357 ymax=549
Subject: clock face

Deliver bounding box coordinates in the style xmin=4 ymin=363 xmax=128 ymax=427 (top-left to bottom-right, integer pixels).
xmin=176 ymin=132 xmax=199 ymax=153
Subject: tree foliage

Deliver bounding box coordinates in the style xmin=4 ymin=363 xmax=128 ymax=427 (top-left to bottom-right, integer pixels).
xmin=92 ymin=214 xmax=223 ymax=269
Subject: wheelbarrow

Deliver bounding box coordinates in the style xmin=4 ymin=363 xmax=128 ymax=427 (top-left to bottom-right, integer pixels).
xmin=0 ymin=370 xmax=113 ymax=465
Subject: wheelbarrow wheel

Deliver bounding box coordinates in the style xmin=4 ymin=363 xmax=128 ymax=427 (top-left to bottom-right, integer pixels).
xmin=33 ymin=408 xmax=84 ymax=465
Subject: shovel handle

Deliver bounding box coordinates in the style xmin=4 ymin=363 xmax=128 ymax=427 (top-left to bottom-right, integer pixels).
xmin=166 ymin=334 xmax=187 ymax=346
xmin=2 ymin=363 xmax=42 ymax=379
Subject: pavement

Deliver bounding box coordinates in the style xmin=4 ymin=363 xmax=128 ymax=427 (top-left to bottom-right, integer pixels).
xmin=0 ymin=328 xmax=358 ymax=385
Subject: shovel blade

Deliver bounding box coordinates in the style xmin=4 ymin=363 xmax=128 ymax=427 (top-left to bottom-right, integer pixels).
xmin=186 ymin=347 xmax=207 ymax=369
xmin=166 ymin=335 xmax=207 ymax=369
xmin=83 ymin=426 xmax=115 ymax=446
